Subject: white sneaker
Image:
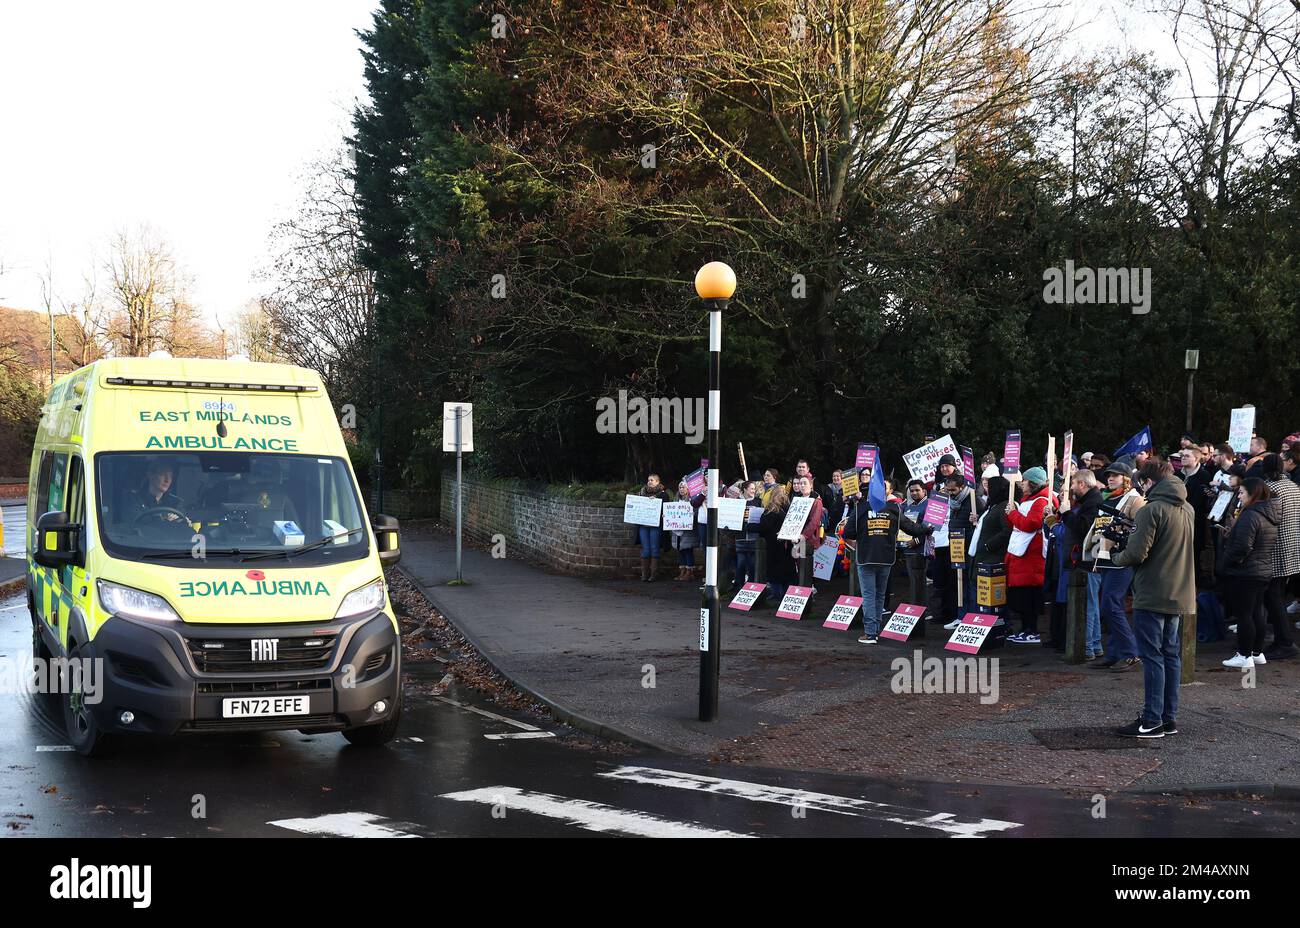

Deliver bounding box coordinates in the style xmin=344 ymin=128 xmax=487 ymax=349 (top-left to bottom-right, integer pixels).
xmin=943 ymin=619 xmax=961 ymax=631
xmin=1253 ymin=653 xmax=1267 ymax=665
xmin=1287 ymin=600 xmax=1300 ymax=614
xmin=1228 ymin=624 xmax=1237 ymax=634
xmin=1222 ymin=653 xmax=1253 ymax=668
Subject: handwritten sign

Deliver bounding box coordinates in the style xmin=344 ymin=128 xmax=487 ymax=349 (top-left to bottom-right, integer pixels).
xmin=1209 ymin=490 xmax=1234 ymax=522
xmin=1228 ymin=406 xmax=1255 ymax=454
xmin=662 ymin=501 xmax=694 ymax=531
xmin=728 ymin=582 xmax=766 ymax=611
xmin=1003 ymin=429 xmax=1022 ymax=473
xmin=903 ymin=434 xmax=958 ymax=483
xmin=812 ymin=541 xmax=838 ymax=580
xmin=778 ymin=496 xmax=815 ymax=541
xmin=623 ymin=494 xmax=663 ymax=527
xmin=747 ymin=504 xmax=763 ymax=525
xmin=856 ymin=444 xmax=878 ymax=470
xmin=881 ymin=603 xmax=926 ymax=641
xmin=945 ymin=612 xmax=997 ymax=654
xmin=823 ymin=595 xmax=862 ymax=630
xmin=775 ymin=586 xmax=814 ymax=620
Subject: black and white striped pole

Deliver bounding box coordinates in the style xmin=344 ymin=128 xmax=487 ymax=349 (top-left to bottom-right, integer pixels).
xmin=695 ymin=261 xmax=735 ymax=722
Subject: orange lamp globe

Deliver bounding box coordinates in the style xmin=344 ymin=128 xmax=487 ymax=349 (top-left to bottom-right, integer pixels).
xmin=694 ymin=261 xmax=736 ymax=300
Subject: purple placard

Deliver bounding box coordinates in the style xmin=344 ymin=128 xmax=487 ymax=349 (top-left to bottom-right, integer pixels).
xmin=685 ymin=467 xmax=707 ymax=498
xmin=960 ymin=445 xmax=975 ymax=484
xmin=1003 ymin=430 xmax=1021 ymax=473
xmin=855 ymin=443 xmax=878 ymax=470
xmin=922 ymin=496 xmax=949 ymax=528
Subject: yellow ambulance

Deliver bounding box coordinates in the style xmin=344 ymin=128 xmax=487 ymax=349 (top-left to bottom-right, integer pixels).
xmin=27 ymin=356 xmax=403 ymax=755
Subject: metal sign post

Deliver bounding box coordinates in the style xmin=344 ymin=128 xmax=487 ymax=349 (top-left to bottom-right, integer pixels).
xmin=443 ymin=402 xmax=474 ymax=584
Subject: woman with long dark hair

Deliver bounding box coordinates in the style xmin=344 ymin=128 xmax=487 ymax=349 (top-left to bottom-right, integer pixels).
xmin=1219 ymin=478 xmax=1279 ymax=667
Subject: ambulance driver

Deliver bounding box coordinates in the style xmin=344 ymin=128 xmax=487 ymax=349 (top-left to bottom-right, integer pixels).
xmin=126 ymin=458 xmax=187 ymax=522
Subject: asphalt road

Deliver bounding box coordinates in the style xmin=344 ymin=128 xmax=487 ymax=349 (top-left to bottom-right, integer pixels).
xmin=1 ymin=593 xmax=1296 ymax=838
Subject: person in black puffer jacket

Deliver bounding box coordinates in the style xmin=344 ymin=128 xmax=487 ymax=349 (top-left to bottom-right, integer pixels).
xmin=1218 ymin=478 xmax=1279 ymax=667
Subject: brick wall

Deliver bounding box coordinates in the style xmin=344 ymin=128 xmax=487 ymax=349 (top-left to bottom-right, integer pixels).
xmin=368 ymin=488 xmax=439 ymax=520
xmin=438 ymin=473 xmax=682 ymax=578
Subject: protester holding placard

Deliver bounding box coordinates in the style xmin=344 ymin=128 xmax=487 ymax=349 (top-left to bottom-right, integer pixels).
xmin=1180 ymin=446 xmax=1213 ymax=585
xmin=670 ymin=480 xmax=698 ymax=582
xmin=843 ymin=482 xmax=931 ymax=644
xmin=734 ymin=480 xmax=761 ymax=586
xmin=1261 ymin=454 xmax=1300 ymax=660
xmin=926 ymin=464 xmax=973 ymax=628
xmin=823 ymin=469 xmax=846 ymax=531
xmin=790 ymin=476 xmax=826 ymax=585
xmin=633 ymin=474 xmax=670 ymax=581
xmin=1217 ymin=478 xmax=1278 ymax=668
xmin=1005 ymin=466 xmax=1053 ymax=644
xmin=760 ymin=468 xmax=781 ymax=507
xmin=1056 ymin=468 xmax=1104 ymax=657
xmin=757 ymin=486 xmax=797 ymax=602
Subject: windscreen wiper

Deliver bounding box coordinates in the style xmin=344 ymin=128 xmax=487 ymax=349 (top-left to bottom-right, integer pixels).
xmin=139 ymin=548 xmax=249 ymax=561
xmin=240 ymin=528 xmax=363 ymax=562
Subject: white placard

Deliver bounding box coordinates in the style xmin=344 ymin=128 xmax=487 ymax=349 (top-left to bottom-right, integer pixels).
xmin=812 ymin=542 xmax=837 ymax=580
xmin=778 ymin=496 xmax=816 ymax=541
xmin=623 ymin=494 xmax=663 ymax=527
xmin=903 ymin=433 xmax=959 ymax=482
xmin=1228 ymin=406 xmax=1255 ymax=453
xmin=695 ymin=497 xmax=744 ymax=530
xmin=1209 ymin=489 xmax=1233 ymax=522
xmin=442 ymin=402 xmax=473 ymax=452
xmin=663 ymin=501 xmax=694 ymax=531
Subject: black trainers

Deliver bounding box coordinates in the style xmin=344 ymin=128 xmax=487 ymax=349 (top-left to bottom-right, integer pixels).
xmin=1117 ymin=718 xmax=1164 ymax=738
xmin=1160 ymin=720 xmax=1179 ymax=736
xmin=1112 ymin=657 xmax=1141 ymax=672
xmin=1092 ymin=657 xmax=1119 ymax=669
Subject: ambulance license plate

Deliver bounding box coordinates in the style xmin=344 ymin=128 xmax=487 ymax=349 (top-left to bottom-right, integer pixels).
xmin=222 ymin=695 xmax=311 ymax=718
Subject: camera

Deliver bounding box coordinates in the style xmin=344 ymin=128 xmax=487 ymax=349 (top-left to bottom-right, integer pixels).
xmin=1097 ymin=503 xmax=1136 ymax=552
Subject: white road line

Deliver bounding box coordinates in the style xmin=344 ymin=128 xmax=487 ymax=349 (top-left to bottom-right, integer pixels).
xmin=439 ymin=786 xmax=757 ymax=838
xmin=269 ymin=811 xmax=427 ymax=838
xmin=599 ymin=766 xmax=1023 ymax=838
xmin=483 ymin=731 xmax=555 ymax=740
xmin=36 ymin=745 xmax=74 ymax=752
xmin=433 ymin=696 xmax=541 ymax=731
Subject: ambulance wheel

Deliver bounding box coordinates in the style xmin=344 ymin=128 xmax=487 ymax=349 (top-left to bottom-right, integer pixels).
xmin=62 ymin=641 xmax=113 ymax=757
xmin=341 ymin=686 xmax=403 ymax=747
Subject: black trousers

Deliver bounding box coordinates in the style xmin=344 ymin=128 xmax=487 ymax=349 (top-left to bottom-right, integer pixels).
xmin=1223 ymin=576 xmax=1269 ymax=656
xmin=930 ymin=546 xmax=959 ymax=623
xmin=1007 ymin=585 xmax=1040 ymax=634
xmin=1263 ymin=574 xmax=1295 ymax=647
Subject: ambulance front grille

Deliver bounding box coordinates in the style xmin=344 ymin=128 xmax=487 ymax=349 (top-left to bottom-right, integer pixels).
xmin=186 ymin=635 xmax=338 ymax=674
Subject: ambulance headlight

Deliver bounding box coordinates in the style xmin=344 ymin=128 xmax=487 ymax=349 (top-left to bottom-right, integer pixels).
xmin=97 ymin=580 xmax=182 ymax=623
xmin=335 ymin=578 xmax=386 ymax=620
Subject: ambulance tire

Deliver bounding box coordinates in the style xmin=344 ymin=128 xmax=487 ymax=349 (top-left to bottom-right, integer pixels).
xmin=341 ymin=684 xmax=403 ymax=747
xmin=62 ymin=640 xmax=114 ymax=757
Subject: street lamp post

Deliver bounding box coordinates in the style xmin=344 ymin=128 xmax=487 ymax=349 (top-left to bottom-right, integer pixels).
xmin=695 ymin=261 xmax=736 ymax=722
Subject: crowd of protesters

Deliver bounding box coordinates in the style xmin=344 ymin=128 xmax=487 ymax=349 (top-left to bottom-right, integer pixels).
xmin=632 ymin=428 xmax=1300 ymax=736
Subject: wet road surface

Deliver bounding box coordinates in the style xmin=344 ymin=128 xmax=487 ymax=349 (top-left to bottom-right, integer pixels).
xmin=1 ymin=594 xmax=1296 ymax=838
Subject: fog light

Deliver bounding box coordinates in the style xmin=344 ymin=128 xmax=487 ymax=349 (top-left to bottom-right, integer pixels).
xmin=119 ymin=710 xmax=135 ymax=725
xmin=372 ymin=700 xmax=387 ymax=714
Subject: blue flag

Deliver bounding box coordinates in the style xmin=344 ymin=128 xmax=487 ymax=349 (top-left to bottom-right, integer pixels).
xmin=1114 ymin=426 xmax=1153 ymax=458
xmin=868 ymin=462 xmax=887 ymax=512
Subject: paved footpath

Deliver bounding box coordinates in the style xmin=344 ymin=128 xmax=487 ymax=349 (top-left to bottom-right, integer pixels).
xmin=373 ymin=523 xmax=1298 ymax=793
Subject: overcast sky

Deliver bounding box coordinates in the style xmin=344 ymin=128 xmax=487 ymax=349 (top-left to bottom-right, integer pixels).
xmin=0 ymin=0 xmax=377 ymax=322
xmin=0 ymin=1 xmax=1240 ymax=326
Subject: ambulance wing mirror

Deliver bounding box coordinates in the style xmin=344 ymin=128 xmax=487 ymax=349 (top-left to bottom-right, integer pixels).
xmin=34 ymin=510 xmax=79 ymax=569
xmin=372 ymin=514 xmax=401 ymax=567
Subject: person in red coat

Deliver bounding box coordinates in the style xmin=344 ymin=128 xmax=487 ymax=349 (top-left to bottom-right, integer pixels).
xmin=1005 ymin=466 xmax=1053 ymax=643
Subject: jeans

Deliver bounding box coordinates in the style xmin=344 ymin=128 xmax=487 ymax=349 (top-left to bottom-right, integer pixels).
xmin=1133 ymin=608 xmax=1182 ymax=725
xmin=735 ymin=550 xmax=756 ymax=585
xmin=678 ymin=546 xmax=695 ymax=567
xmin=638 ymin=527 xmax=661 ymax=558
xmin=1099 ymin=566 xmax=1138 ymax=660
xmin=1086 ymin=571 xmax=1102 ymax=655
xmin=856 ymin=563 xmax=892 ymax=635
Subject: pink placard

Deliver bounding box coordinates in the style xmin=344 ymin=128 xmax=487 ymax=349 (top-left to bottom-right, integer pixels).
xmin=685 ymin=468 xmax=707 ymax=498
xmin=855 ymin=443 xmax=878 ymax=470
xmin=944 ymin=612 xmax=997 ymax=653
xmin=728 ymin=582 xmax=767 ymax=611
xmin=922 ymin=496 xmax=948 ymax=527
xmin=775 ymin=586 xmax=814 ymax=620
xmin=880 ymin=603 xmax=926 ymax=641
xmin=822 ymin=595 xmax=862 ymax=630
xmin=1003 ymin=430 xmax=1021 ymax=473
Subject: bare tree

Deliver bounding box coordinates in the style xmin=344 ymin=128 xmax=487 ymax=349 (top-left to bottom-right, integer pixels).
xmin=103 ymin=225 xmax=195 ymax=356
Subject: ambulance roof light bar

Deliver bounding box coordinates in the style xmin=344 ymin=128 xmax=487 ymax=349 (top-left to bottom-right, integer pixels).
xmin=104 ymin=377 xmax=317 ymax=393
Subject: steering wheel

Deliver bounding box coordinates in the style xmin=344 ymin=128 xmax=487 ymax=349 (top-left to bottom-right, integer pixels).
xmin=133 ymin=506 xmax=190 ymax=525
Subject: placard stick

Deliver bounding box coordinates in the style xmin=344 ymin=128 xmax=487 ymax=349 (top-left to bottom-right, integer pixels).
xmin=737 ymin=442 xmax=748 ymax=482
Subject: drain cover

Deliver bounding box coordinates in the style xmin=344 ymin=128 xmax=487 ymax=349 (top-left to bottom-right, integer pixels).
xmin=1031 ymin=726 xmax=1147 ymax=750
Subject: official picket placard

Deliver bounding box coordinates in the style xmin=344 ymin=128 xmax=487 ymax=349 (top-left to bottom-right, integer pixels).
xmin=775 ymin=586 xmax=814 ymax=620
xmin=960 ymin=445 xmax=975 ymax=484
xmin=881 ymin=603 xmax=926 ymax=641
xmin=778 ymin=496 xmax=815 ymax=541
xmin=949 ymin=533 xmax=966 ymax=562
xmin=623 ymin=494 xmax=663 ymax=527
xmin=823 ymin=595 xmax=862 ymax=630
xmin=1003 ymin=429 xmax=1021 ymax=473
xmin=728 ymin=582 xmax=767 ymax=611
xmin=840 ymin=470 xmax=861 ymax=497
xmin=662 ymin=501 xmax=694 ymax=531
xmin=903 ymin=433 xmax=958 ymax=482
xmin=811 ymin=541 xmax=838 ymax=580
xmin=921 ymin=495 xmax=949 ymax=527
xmin=1228 ymin=406 xmax=1255 ymax=454
xmin=945 ymin=612 xmax=997 ymax=654
xmin=855 ymin=443 xmax=878 ymax=470
xmin=684 ymin=467 xmax=708 ymax=498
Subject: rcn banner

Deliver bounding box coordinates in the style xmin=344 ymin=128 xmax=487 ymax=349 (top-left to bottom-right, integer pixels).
xmin=903 ymin=433 xmax=958 ymax=483
xmin=1003 ymin=429 xmax=1021 ymax=473
xmin=855 ymin=443 xmax=878 ymax=470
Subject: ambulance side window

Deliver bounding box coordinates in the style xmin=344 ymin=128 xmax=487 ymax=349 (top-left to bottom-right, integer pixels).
xmin=34 ymin=452 xmax=53 ymax=515
xmin=66 ymin=457 xmax=85 ymax=524
xmin=47 ymin=452 xmax=68 ymax=514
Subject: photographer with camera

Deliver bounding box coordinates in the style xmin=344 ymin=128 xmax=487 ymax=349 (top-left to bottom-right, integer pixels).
xmin=1084 ymin=462 xmax=1147 ymax=670
xmin=1101 ymin=457 xmax=1196 ymax=738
